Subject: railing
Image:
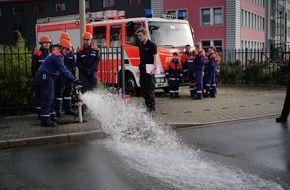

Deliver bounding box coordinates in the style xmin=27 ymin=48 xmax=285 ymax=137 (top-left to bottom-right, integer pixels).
xmin=0 ymin=46 xmax=289 ymax=114
xmin=0 ymin=45 xmax=125 ymax=116
xmin=218 ymin=48 xmax=289 ymax=85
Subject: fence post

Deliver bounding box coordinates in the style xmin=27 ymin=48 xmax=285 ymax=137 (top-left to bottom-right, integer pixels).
xmin=245 ymin=48 xmax=248 ymax=84
xmin=121 ymin=45 xmax=125 ymax=97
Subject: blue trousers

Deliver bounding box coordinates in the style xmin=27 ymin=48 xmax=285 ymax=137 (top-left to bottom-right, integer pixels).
xmin=169 ymin=78 xmax=179 ymax=97
xmin=35 ymin=72 xmax=55 ymax=122
xmin=55 ymin=76 xmax=73 ymax=111
xmin=79 ymin=72 xmax=97 ymax=93
xmin=205 ymin=70 xmax=217 ymax=95
xmin=191 ymin=70 xmax=203 ymax=98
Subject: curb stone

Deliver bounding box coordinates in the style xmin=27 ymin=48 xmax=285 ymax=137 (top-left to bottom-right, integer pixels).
xmin=1 ymin=130 xmax=108 ymax=149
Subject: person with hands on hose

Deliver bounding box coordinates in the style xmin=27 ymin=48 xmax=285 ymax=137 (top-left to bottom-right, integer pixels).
xmin=76 ymin=32 xmax=101 ymax=94
xmin=35 ymin=39 xmax=81 ymax=127
xmin=55 ymin=32 xmax=77 ymax=117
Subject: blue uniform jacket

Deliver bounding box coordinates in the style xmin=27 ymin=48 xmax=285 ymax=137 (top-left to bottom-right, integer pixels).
xmin=31 ymin=47 xmax=50 ymax=77
xmin=37 ymin=48 xmax=76 ymax=82
xmin=76 ymin=45 xmax=100 ymax=75
xmin=206 ymin=53 xmax=217 ymax=72
xmin=193 ymin=50 xmax=206 ymax=71
xmin=64 ymin=51 xmax=76 ymax=76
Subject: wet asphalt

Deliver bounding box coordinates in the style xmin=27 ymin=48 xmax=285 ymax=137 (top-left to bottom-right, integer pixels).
xmin=0 ymin=118 xmax=289 ymax=190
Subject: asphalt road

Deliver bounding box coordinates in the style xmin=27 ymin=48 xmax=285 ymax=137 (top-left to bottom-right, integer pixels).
xmin=0 ymin=118 xmax=289 ymax=190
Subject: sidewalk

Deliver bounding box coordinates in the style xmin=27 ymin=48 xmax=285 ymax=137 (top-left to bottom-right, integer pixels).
xmin=0 ymin=85 xmax=286 ymax=149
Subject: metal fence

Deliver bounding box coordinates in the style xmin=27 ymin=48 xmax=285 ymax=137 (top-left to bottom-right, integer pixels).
xmin=218 ymin=48 xmax=290 ymax=84
xmin=0 ymin=45 xmax=125 ymax=116
xmin=0 ymin=46 xmax=289 ymax=114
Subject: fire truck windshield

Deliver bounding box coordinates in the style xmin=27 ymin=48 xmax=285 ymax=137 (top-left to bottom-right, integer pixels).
xmin=148 ymin=21 xmax=194 ymax=47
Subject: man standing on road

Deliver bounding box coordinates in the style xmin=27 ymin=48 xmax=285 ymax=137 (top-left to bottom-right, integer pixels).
xmin=135 ymin=28 xmax=158 ymax=114
xmin=276 ymin=60 xmax=290 ymax=122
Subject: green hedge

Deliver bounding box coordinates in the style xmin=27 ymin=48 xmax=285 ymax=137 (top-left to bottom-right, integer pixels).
xmin=0 ymin=31 xmax=34 ymax=112
xmin=218 ymin=59 xmax=289 ymax=85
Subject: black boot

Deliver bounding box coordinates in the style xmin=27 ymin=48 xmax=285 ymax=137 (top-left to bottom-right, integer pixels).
xmin=41 ymin=120 xmax=57 ymax=127
xmin=276 ymin=116 xmax=287 ymax=122
xmin=175 ymin=93 xmax=180 ymax=98
xmin=56 ymin=110 xmax=62 ymax=118
xmin=65 ymin=109 xmax=75 ymax=115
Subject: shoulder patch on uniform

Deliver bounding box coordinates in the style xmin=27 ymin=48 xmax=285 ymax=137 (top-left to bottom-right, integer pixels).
xmin=92 ymin=45 xmax=98 ymax=51
xmin=77 ymin=47 xmax=84 ymax=52
xmin=33 ymin=49 xmax=42 ymax=56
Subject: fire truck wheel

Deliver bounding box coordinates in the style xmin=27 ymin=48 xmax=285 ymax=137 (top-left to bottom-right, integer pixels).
xmin=125 ymin=76 xmax=138 ymax=96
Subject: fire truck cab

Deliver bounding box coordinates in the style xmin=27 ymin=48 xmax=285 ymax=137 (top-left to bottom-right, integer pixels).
xmin=36 ymin=10 xmax=194 ymax=95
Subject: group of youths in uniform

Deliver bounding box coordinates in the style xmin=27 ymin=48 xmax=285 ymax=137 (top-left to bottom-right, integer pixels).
xmin=31 ymin=32 xmax=100 ymax=127
xmin=165 ymin=42 xmax=220 ymax=99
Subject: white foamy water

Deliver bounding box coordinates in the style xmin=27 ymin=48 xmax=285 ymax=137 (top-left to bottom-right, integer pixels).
xmin=82 ymin=91 xmax=283 ymax=190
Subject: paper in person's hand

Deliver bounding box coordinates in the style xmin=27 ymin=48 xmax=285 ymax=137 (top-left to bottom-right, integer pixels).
xmin=146 ymin=64 xmax=154 ymax=74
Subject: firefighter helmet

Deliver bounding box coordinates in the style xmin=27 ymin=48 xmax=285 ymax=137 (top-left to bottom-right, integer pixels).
xmin=82 ymin=32 xmax=92 ymax=40
xmin=59 ymin=32 xmax=71 ymax=41
xmin=39 ymin=35 xmax=51 ymax=44
xmin=59 ymin=39 xmax=72 ymax=49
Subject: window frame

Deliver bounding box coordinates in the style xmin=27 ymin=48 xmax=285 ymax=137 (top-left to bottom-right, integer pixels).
xmin=201 ymin=7 xmax=223 ymax=26
xmin=166 ymin=9 xmax=188 ymax=20
xmin=54 ymin=2 xmax=66 ymax=13
xmin=103 ymin=0 xmax=115 ymax=8
xmin=12 ymin=6 xmax=22 ymax=15
xmin=33 ymin=5 xmax=43 ymax=14
xmin=201 ymin=39 xmax=223 ymax=52
xmin=128 ymin=0 xmax=141 ymax=6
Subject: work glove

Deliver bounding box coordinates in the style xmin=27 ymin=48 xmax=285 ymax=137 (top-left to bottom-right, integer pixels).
xmin=74 ymin=80 xmax=82 ymax=86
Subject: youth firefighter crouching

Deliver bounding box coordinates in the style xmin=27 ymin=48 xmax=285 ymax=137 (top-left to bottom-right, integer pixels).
xmin=55 ymin=32 xmax=77 ymax=117
xmin=76 ymin=32 xmax=101 ymax=94
xmin=35 ymin=39 xmax=81 ymax=127
xmin=32 ymin=35 xmax=51 ymax=119
xmin=165 ymin=52 xmax=183 ymax=98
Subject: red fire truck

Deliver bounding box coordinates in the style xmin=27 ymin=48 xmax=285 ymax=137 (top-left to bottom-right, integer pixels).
xmin=35 ymin=10 xmax=194 ymax=94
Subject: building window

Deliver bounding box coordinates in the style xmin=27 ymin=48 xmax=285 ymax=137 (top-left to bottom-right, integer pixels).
xmin=103 ymin=0 xmax=115 ymax=8
xmin=201 ymin=7 xmax=222 ymax=26
xmin=33 ymin=5 xmax=43 ymax=14
xmin=213 ymin=8 xmax=222 ymax=25
xmin=77 ymin=0 xmax=90 ymax=11
xmin=201 ymin=9 xmax=210 ymax=26
xmin=54 ymin=3 xmax=66 ymax=12
xmin=166 ymin=9 xmax=188 ymax=20
xmin=129 ymin=0 xmax=141 ymax=6
xmin=201 ymin=40 xmax=211 ymax=51
xmin=213 ymin=40 xmax=222 ymax=52
xmin=201 ymin=40 xmax=223 ymax=52
xmin=167 ymin=10 xmax=176 ymax=18
xmin=13 ymin=6 xmax=22 ymax=15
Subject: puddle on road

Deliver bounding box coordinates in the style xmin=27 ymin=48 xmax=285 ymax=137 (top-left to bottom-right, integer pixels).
xmin=82 ymin=91 xmax=283 ymax=190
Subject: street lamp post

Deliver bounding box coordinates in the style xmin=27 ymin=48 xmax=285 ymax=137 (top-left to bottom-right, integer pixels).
xmin=79 ymin=0 xmax=86 ymax=46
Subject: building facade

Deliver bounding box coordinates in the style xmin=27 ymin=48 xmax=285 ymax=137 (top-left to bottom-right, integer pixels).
xmin=164 ymin=0 xmax=290 ymax=51
xmin=0 ymin=0 xmax=163 ymax=47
